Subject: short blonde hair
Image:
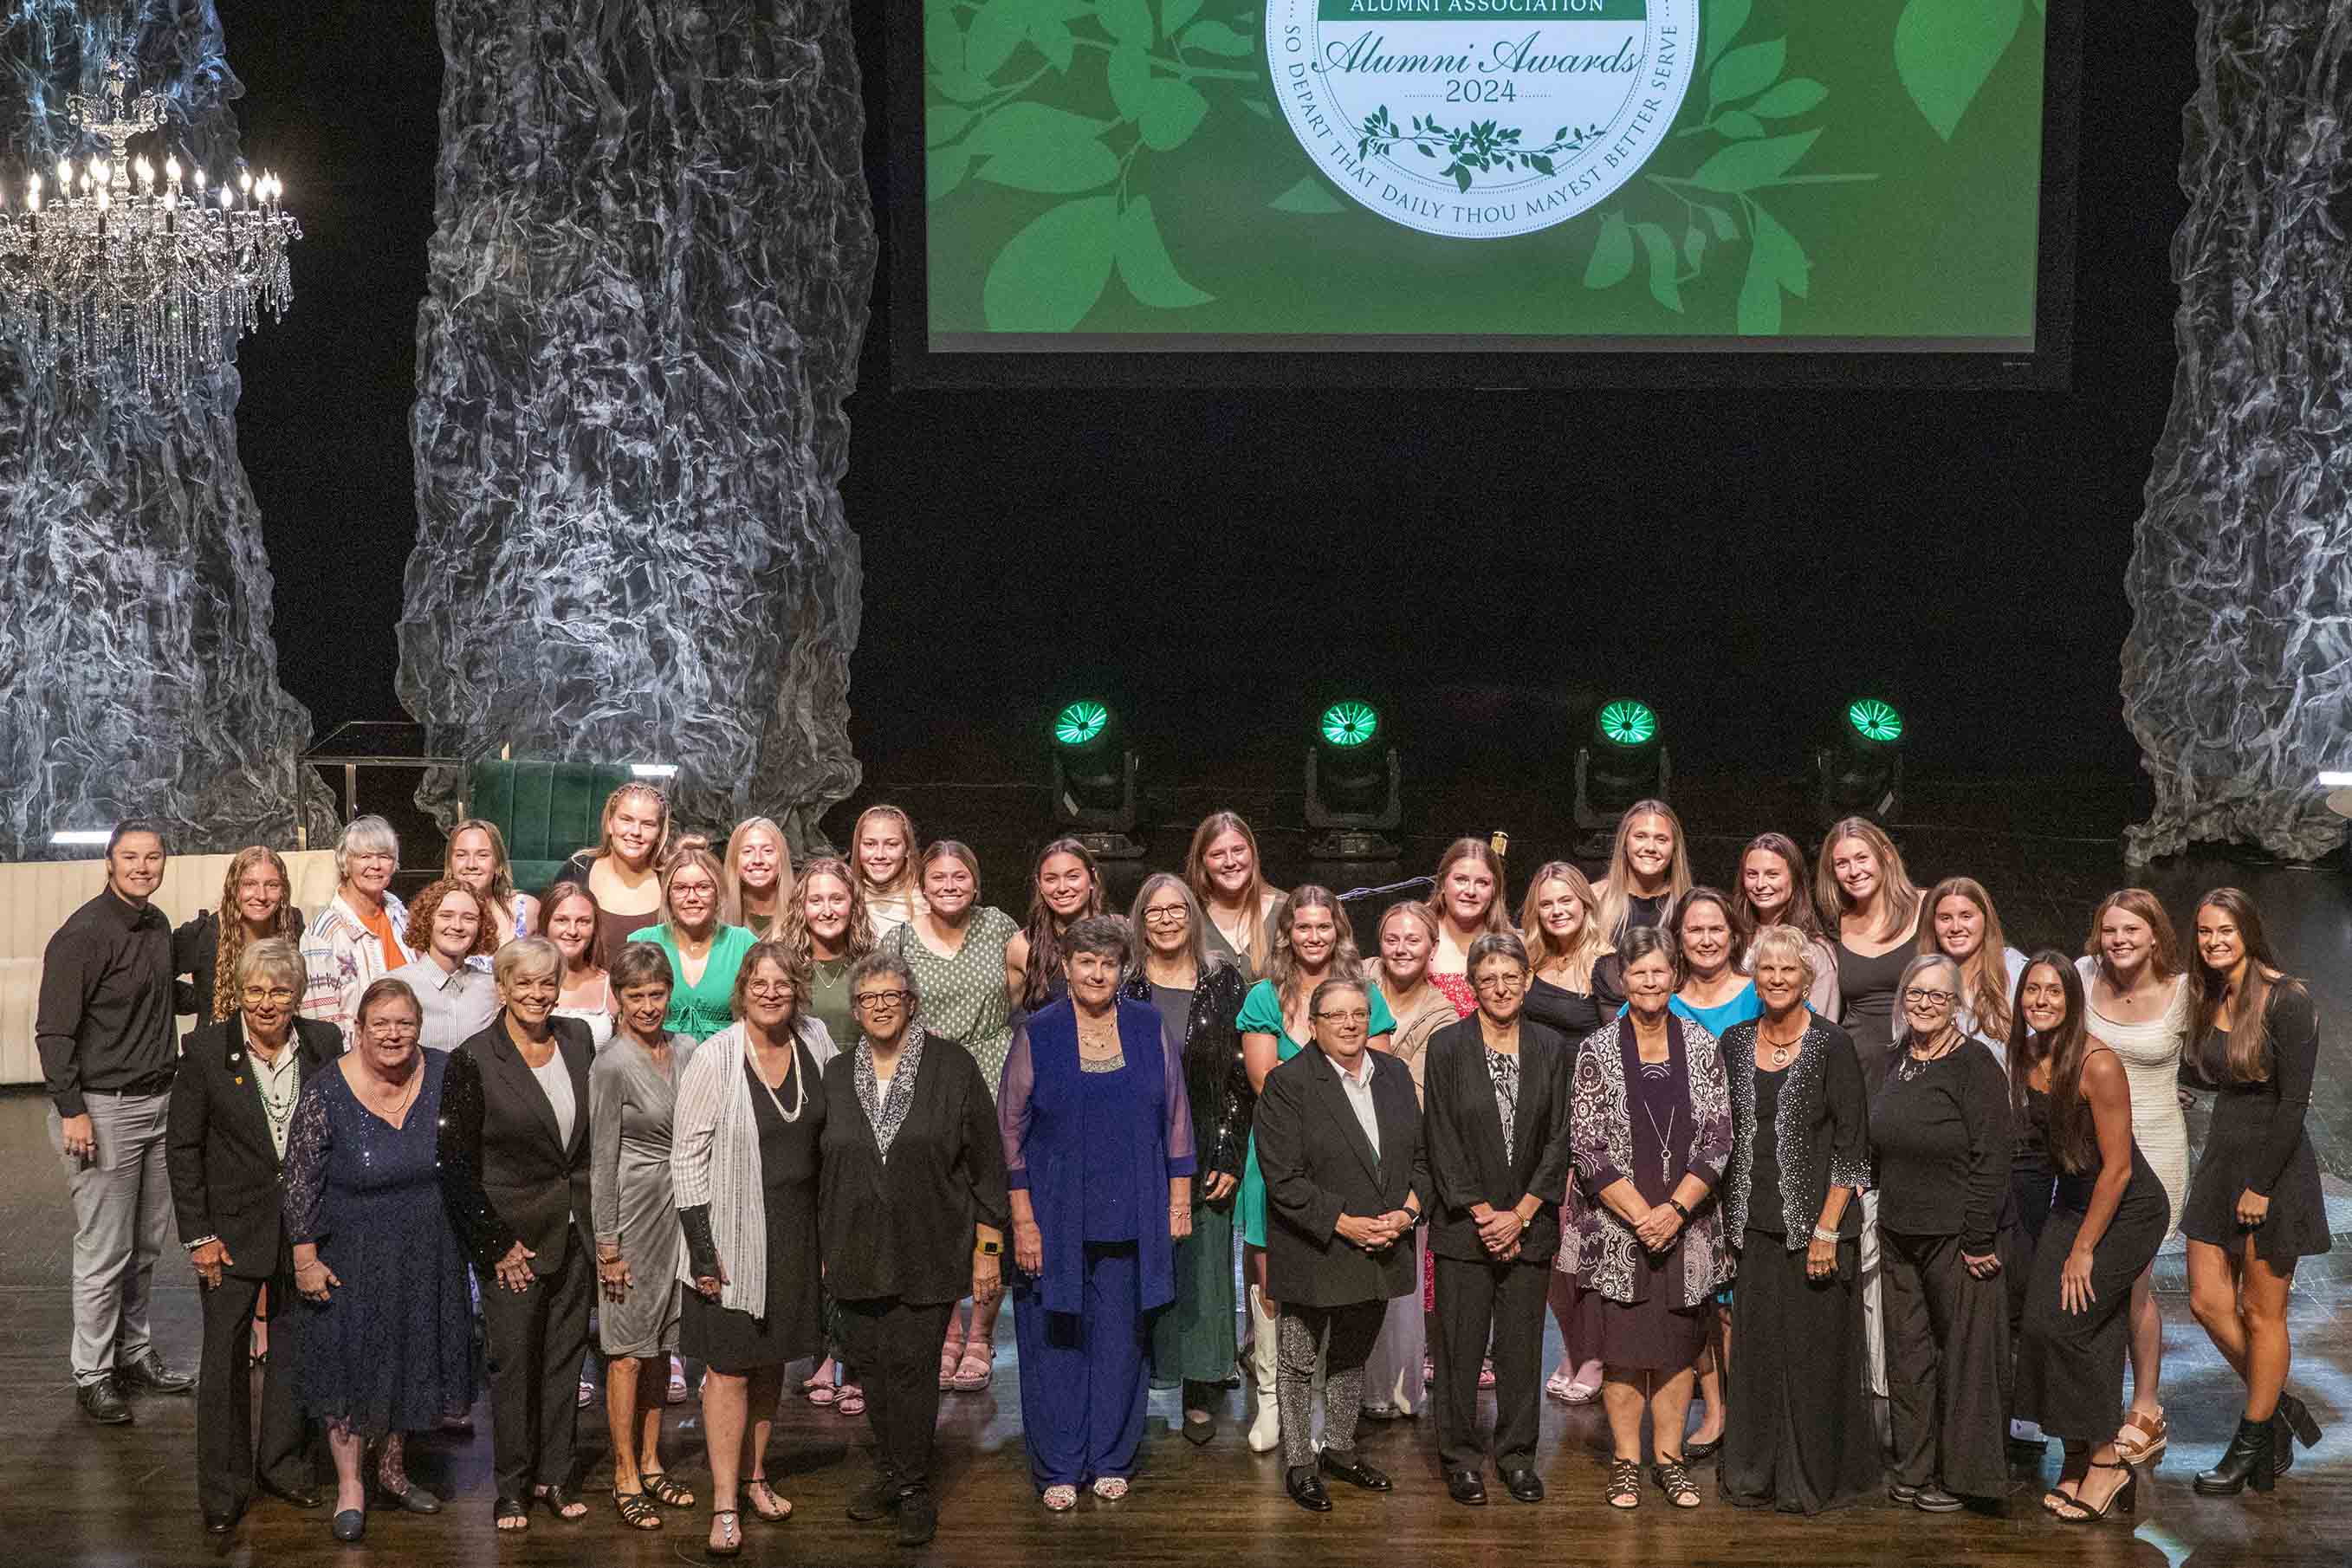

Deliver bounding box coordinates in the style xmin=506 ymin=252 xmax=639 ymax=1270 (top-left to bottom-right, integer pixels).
xmin=1746 ymin=923 xmax=1816 ymax=992
xmin=233 ymin=935 xmax=307 ymax=997
xmin=493 ymin=936 xmax=563 ymax=993
xmin=334 ymin=814 xmax=399 ymax=883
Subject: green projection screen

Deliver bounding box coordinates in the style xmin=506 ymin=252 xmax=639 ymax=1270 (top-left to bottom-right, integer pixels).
xmin=887 ymin=0 xmax=2080 ymax=386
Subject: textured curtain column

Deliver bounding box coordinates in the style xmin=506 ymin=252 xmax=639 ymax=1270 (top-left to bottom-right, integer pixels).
xmin=0 ymin=4 xmax=330 ymax=859
xmin=401 ymin=0 xmax=871 ymax=850
xmin=2122 ymin=1 xmax=2352 ymax=864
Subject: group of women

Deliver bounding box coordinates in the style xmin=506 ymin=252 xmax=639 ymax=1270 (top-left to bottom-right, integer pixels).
xmin=160 ymin=784 xmax=2329 ymax=1552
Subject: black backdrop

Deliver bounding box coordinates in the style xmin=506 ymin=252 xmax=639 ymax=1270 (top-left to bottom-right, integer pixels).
xmin=225 ymin=4 xmax=2191 ymax=797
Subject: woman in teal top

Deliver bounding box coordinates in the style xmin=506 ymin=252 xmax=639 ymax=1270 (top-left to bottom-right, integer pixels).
xmin=1234 ymin=887 xmax=1394 ymax=1455
xmin=625 ymin=848 xmax=755 ymax=1042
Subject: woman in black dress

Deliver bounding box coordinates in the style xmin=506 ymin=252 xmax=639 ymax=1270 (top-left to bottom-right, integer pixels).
xmin=1869 ymin=951 xmax=2012 ymax=1512
xmin=671 ymin=942 xmax=836 ymax=1558
xmin=1717 ymin=925 xmax=1876 ymax=1513
xmin=2008 ymin=954 xmax=2167 ymax=1522
xmin=2180 ymin=890 xmax=2330 ymax=1493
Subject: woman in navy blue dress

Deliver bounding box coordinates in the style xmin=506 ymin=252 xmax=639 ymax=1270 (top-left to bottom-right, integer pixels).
xmin=1004 ymin=916 xmax=1196 ymax=1510
xmin=285 ymin=978 xmax=476 ymax=1543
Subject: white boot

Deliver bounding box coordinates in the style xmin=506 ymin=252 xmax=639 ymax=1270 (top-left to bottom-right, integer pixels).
xmin=1246 ymin=1285 xmax=1282 ymax=1454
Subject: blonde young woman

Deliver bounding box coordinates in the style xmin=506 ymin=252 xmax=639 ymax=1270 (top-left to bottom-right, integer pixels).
xmin=1594 ymin=800 xmax=1694 ymax=946
xmin=2074 ymin=888 xmax=2192 ymax=1468
xmin=626 ymin=849 xmax=756 ymax=1044
xmin=176 ymin=845 xmax=305 ymax=1028
xmin=1362 ymin=900 xmax=1456 ymax=1419
xmin=559 ymin=783 xmax=676 ymax=962
xmin=1728 ymin=833 xmax=1839 ymax=1020
xmin=720 ymin=818 xmax=794 ymax=943
xmin=1519 ymin=862 xmax=1620 ymax=1403
xmin=445 ymin=820 xmax=539 ymax=949
xmin=1426 ymin=837 xmax=1513 ymax=1019
xmin=1185 ymin=811 xmax=1286 ymax=984
xmin=1918 ymin=877 xmax=2027 ymax=1060
xmin=852 ymin=806 xmax=926 ymax=936
xmin=1236 ymin=888 xmax=1397 ymax=1451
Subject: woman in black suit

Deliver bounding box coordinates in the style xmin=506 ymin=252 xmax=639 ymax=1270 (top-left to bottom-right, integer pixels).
xmin=438 ymin=937 xmax=599 ymax=1532
xmin=166 ymin=936 xmax=340 ymax=1534
xmin=1424 ymin=932 xmax=1576 ymax=1507
xmin=1254 ymin=977 xmax=1427 ymax=1514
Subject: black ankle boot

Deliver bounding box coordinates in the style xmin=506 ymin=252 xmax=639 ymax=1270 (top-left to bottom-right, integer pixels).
xmin=2194 ymin=1417 xmax=2276 ymax=1495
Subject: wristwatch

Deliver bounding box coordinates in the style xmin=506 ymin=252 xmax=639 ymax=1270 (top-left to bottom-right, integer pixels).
xmin=1667 ymin=1197 xmax=1692 ymax=1222
xmin=976 ymin=1238 xmax=1003 ymax=1257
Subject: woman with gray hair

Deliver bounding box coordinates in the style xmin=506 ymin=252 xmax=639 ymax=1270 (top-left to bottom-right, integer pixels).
xmin=299 ymin=815 xmax=415 ymax=1044
xmin=818 ymin=949 xmax=1008 ymax=1546
xmin=1004 ymin=914 xmax=1196 ymax=1511
xmin=1716 ymin=924 xmax=1876 ymax=1513
xmin=1869 ymin=949 xmax=2014 ymax=1510
xmin=438 ymin=937 xmax=599 ymax=1532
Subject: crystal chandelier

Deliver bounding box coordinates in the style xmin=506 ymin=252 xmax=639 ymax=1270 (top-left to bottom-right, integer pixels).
xmin=0 ymin=54 xmax=300 ymax=394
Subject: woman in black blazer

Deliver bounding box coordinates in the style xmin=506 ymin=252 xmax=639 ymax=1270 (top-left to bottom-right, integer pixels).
xmin=818 ymin=950 xmax=1010 ymax=1547
xmin=166 ymin=936 xmax=340 ymax=1533
xmin=1253 ymin=977 xmax=1427 ymax=1514
xmin=1424 ymin=932 xmax=1577 ymax=1507
xmin=438 ymin=937 xmax=599 ymax=1532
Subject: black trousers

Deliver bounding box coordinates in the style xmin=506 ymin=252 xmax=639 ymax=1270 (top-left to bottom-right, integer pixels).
xmin=198 ymin=1263 xmax=313 ymax=1519
xmin=1879 ymin=1228 xmax=2010 ymax=1500
xmin=1433 ymin=1253 xmax=1549 ymax=1472
xmin=479 ymin=1242 xmax=593 ymax=1501
xmin=838 ymin=1296 xmax=958 ymax=1493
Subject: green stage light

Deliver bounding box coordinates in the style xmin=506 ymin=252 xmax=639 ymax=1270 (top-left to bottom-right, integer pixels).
xmin=1319 ymin=701 xmax=1380 ymax=749
xmin=1597 ymin=699 xmax=1657 ymax=748
xmin=1847 ymin=698 xmax=1904 ymax=746
xmin=1053 ymin=700 xmax=1109 ymax=748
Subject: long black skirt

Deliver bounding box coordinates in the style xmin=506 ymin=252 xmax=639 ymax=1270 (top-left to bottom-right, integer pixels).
xmin=1720 ymin=1231 xmax=1879 ymax=1513
xmin=2013 ymin=1153 xmax=2167 ymax=1442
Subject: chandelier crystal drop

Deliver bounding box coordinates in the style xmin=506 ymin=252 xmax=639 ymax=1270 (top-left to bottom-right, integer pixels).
xmin=0 ymin=54 xmax=300 ymax=394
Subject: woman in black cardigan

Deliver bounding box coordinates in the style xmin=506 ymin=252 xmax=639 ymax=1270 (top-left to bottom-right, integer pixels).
xmin=1423 ymin=932 xmax=1575 ymax=1506
xmin=818 ymin=950 xmax=1009 ymax=1548
xmin=1717 ymin=924 xmax=1876 ymax=1513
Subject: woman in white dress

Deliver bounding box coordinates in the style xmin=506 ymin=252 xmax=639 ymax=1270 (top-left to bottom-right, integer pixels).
xmin=2074 ymin=889 xmax=2191 ymax=1467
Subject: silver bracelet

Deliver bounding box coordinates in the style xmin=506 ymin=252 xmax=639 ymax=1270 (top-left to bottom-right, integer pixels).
xmin=1812 ymin=1224 xmax=1839 ymax=1242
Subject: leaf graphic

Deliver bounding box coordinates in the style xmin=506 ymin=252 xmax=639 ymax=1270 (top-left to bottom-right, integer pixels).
xmin=1182 ymin=19 xmax=1254 ymax=57
xmin=1116 ymin=196 xmax=1214 ymax=307
xmin=1738 ymin=245 xmax=1780 ymax=334
xmin=1584 ymin=212 xmax=1634 ymax=288
xmin=927 ymin=103 xmax=976 ymax=147
xmin=1029 ymin=18 xmax=1075 ymax=73
xmin=930 ymin=65 xmax=993 ymax=104
xmin=1701 ymin=0 xmax=1752 ymax=75
xmin=1749 ymin=77 xmax=1827 ymax=119
xmin=1750 ymin=203 xmax=1811 ymax=297
xmin=929 ymin=145 xmax=973 ymax=203
xmin=923 ymin=0 xmax=961 ymax=67
xmin=1108 ymin=45 xmax=1152 ymax=120
xmin=1270 ymin=175 xmax=1346 ymax=213
xmin=1242 ymin=97 xmax=1273 ymax=120
xmin=1688 ymin=128 xmax=1820 ymax=192
xmin=1709 ymin=39 xmax=1785 ymax=107
xmin=983 ymin=196 xmax=1119 ymax=331
xmin=1100 ymin=0 xmax=1154 ymax=45
xmin=1714 ymin=111 xmax=1764 ymax=140
xmin=1137 ymin=78 xmax=1211 ymax=152
xmin=969 ymin=102 xmax=1112 ymax=156
xmin=978 ymin=139 xmax=1119 ymax=193
xmin=1683 ymin=225 xmax=1706 ymax=269
xmin=1163 ymin=0 xmax=1205 ymax=33
xmin=1703 ymin=204 xmax=1739 ymax=241
xmin=1636 ymin=223 xmax=1682 ymax=312
xmin=1526 ymin=153 xmax=1555 ymax=176
xmin=967 ymin=0 xmax=1031 ymax=79
xmin=1894 ymin=0 xmax=2024 ymax=142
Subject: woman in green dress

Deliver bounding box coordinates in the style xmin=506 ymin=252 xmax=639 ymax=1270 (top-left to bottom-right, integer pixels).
xmin=627 ymin=848 xmax=755 ymax=1043
xmin=1236 ymin=886 xmax=1396 ymax=1452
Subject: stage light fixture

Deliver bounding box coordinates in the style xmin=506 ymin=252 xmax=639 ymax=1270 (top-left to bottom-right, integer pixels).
xmin=1306 ymin=698 xmax=1401 ymax=859
xmin=49 ymin=828 xmax=112 ymax=846
xmin=1575 ymin=696 xmax=1669 ymax=854
xmin=1817 ymin=695 xmax=1904 ymax=824
xmin=1049 ymin=698 xmax=1143 ymax=859
xmin=630 ymin=762 xmax=678 ymax=780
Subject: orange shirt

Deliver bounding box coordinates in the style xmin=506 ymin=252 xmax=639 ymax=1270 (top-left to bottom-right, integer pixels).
xmin=356 ymin=899 xmax=406 ymax=972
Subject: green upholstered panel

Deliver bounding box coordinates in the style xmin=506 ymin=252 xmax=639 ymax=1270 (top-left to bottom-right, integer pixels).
xmin=466 ymin=761 xmax=633 ymax=894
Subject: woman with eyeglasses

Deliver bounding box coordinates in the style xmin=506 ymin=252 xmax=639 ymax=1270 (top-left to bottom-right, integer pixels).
xmin=628 ymin=848 xmax=755 ymax=1045
xmin=819 ymin=951 xmax=1008 ymax=1546
xmin=1869 ymin=952 xmax=2013 ymax=1511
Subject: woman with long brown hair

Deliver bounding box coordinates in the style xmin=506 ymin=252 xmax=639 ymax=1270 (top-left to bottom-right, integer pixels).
xmin=1425 ymin=837 xmax=1512 ymax=1018
xmin=177 ymin=845 xmax=306 ymax=1027
xmin=1727 ymin=833 xmax=1837 ymax=1020
xmin=1185 ymin=811 xmax=1285 ymax=982
xmin=779 ymin=856 xmax=875 ymax=1056
xmin=1008 ymin=838 xmax=1106 ymax=1020
xmin=1919 ymin=877 xmax=2026 ymax=1056
xmin=2180 ymin=889 xmax=2329 ymax=1493
xmin=1815 ymin=818 xmax=1925 ymax=1093
xmin=445 ymin=820 xmax=538 ymax=949
xmin=2009 ymin=953 xmax=2167 ymax=1522
xmin=1594 ymin=800 xmax=1694 ymax=945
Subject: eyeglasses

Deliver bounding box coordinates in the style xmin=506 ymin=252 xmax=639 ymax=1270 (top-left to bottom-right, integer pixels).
xmin=745 ymin=982 xmax=799 ymax=1000
xmin=1313 ymin=1008 xmax=1370 ymax=1025
xmin=854 ymin=989 xmax=912 ymax=1009
xmin=1473 ymin=974 xmax=1526 ymax=994
xmin=1141 ymin=907 xmax=1189 ymax=926
xmin=238 ymin=986 xmax=298 ymax=1007
xmin=363 ymin=1020 xmax=420 ymax=1038
xmin=1902 ymin=988 xmax=1956 ymax=1007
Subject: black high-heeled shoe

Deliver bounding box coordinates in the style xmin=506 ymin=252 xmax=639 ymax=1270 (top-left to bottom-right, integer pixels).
xmin=2054 ymin=1458 xmax=2138 ymax=1520
xmin=2194 ymin=1418 xmax=2275 ymax=1496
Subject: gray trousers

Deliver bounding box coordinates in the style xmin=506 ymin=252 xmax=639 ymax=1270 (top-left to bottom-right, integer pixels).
xmin=49 ymin=1091 xmax=175 ymax=1384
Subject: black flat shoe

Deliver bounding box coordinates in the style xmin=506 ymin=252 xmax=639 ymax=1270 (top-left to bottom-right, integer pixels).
xmin=1445 ymin=1469 xmax=1487 ymax=1506
xmin=330 ymin=1508 xmax=366 ymax=1543
xmin=1182 ymin=1412 xmax=1217 ymax=1446
xmin=847 ymin=1475 xmax=904 ymax=1521
xmin=375 ymin=1480 xmax=441 ymax=1514
xmin=895 ymin=1487 xmax=938 ymax=1547
xmin=1683 ymin=1435 xmax=1722 ymax=1461
xmin=117 ymin=1349 xmax=196 ymax=1396
xmin=75 ymin=1377 xmax=131 ymax=1425
xmin=540 ymin=1483 xmax=587 ymax=1520
xmin=1285 ymin=1466 xmax=1332 ymax=1513
xmin=1908 ymin=1483 xmax=1962 ymax=1513
xmin=1502 ymin=1467 xmax=1546 ymax=1503
xmin=1319 ymin=1450 xmax=1392 ymax=1493
xmin=493 ymin=1495 xmax=531 ymax=1532
xmin=259 ymin=1478 xmax=324 ymax=1509
xmin=202 ymin=1504 xmax=243 ymax=1537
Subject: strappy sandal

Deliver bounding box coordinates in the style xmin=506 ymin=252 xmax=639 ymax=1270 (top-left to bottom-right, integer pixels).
xmin=1545 ymin=1366 xmax=1578 ymax=1402
xmin=539 ymin=1483 xmax=587 ymax=1520
xmin=493 ymin=1495 xmax=530 ymax=1532
xmin=2114 ymin=1409 xmax=2167 ymax=1465
xmin=1651 ymin=1457 xmax=1702 ymax=1508
xmin=669 ymin=1356 xmax=690 ymax=1404
xmin=1042 ymin=1485 xmax=1079 ymax=1512
xmin=1606 ymin=1458 xmax=1642 ymax=1509
xmin=807 ymin=1365 xmax=839 ymax=1407
xmin=705 ymin=1509 xmax=742 ymax=1558
xmin=744 ymin=1479 xmax=792 ymax=1522
xmin=614 ymin=1489 xmax=662 ymax=1530
xmin=950 ymin=1345 xmax=994 ymax=1392
xmin=836 ymin=1382 xmax=866 ymax=1416
xmin=643 ymin=1471 xmax=696 ymax=1508
xmin=2052 ymin=1459 xmax=2138 ymax=1522
xmin=940 ymin=1343 xmax=962 ymax=1390
xmin=1092 ymin=1476 xmax=1130 ymax=1500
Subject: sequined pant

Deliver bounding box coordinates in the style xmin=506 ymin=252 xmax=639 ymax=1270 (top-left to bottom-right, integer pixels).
xmin=1276 ymin=1301 xmax=1385 ymax=1470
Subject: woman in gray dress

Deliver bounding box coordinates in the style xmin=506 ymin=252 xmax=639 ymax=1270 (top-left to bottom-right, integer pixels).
xmin=589 ymin=943 xmax=698 ymax=1529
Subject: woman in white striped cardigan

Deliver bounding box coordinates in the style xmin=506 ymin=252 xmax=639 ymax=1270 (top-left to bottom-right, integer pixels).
xmin=671 ymin=943 xmax=837 ymax=1558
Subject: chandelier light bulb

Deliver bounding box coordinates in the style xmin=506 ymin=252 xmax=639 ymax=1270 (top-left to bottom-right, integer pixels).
xmin=91 ymin=158 xmax=108 ymax=185
xmin=95 ymin=187 xmax=109 ymax=211
xmin=56 ymin=158 xmax=72 ymax=185
xmin=165 ymin=154 xmax=181 ymax=184
xmin=237 ymin=167 xmax=251 ymax=192
xmin=193 ymin=166 xmax=206 ymax=190
xmin=134 ymin=157 xmax=152 ymax=185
